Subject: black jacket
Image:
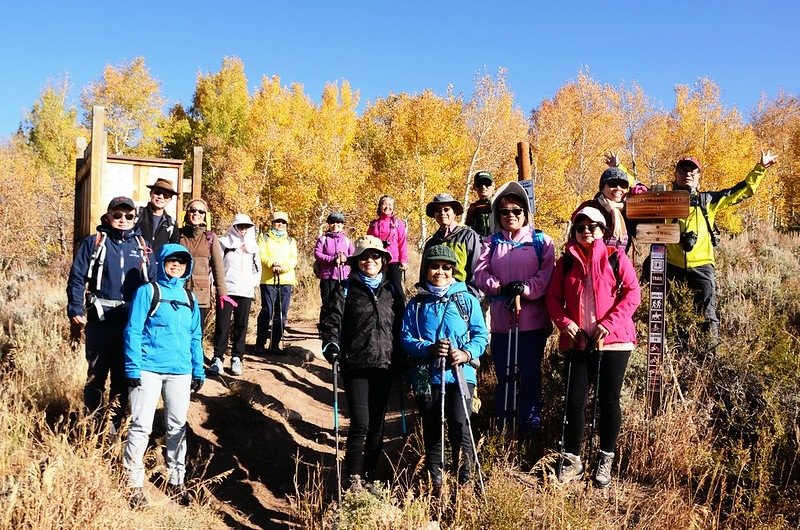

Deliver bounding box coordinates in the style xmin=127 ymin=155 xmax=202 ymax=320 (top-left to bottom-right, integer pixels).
xmin=320 ymin=276 xmax=405 ymax=374
xmin=137 ymin=205 xmax=179 ymax=253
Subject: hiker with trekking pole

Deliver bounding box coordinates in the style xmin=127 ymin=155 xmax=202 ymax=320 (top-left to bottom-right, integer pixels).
xmin=474 ymin=181 xmax=555 ymax=439
xmin=210 ymin=214 xmax=260 ymax=377
xmin=314 ymin=211 xmax=354 ymax=330
xmin=320 ymin=235 xmax=406 ymax=494
xmin=546 ymin=206 xmax=641 ymax=488
xmin=401 ymin=245 xmax=488 ymax=497
xmin=256 ymin=211 xmax=298 ymax=356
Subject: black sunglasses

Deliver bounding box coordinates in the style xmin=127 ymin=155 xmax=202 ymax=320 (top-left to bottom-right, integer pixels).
xmin=187 ymin=208 xmax=206 ymax=215
xmin=165 ymin=256 xmax=189 ymax=265
xmin=358 ymin=251 xmax=383 ymax=261
xmin=499 ymin=207 xmax=524 ymax=217
xmin=429 ymin=263 xmax=454 ymax=271
xmin=110 ymin=211 xmax=136 ymax=220
xmin=575 ymin=222 xmax=602 ymax=233
xmin=605 ymin=179 xmax=630 ymax=189
xmin=151 ymin=188 xmax=174 ymax=197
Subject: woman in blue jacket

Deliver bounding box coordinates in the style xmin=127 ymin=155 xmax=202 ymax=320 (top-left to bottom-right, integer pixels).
xmin=401 ymin=245 xmax=488 ymax=493
xmin=123 ymin=243 xmax=205 ymax=509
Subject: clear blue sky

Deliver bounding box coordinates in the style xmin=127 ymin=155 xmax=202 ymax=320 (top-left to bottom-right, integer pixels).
xmin=1 ymin=1 xmax=797 ymax=137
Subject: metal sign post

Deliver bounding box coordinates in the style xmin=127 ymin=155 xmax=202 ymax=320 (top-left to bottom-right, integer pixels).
xmin=627 ymin=188 xmax=689 ymax=415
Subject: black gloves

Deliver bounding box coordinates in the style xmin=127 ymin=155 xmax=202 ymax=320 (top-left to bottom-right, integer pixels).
xmin=323 ymin=342 xmax=340 ymax=364
xmin=127 ymin=377 xmax=141 ymax=389
xmin=191 ymin=378 xmax=204 ymax=393
xmin=500 ymin=281 xmax=525 ymax=297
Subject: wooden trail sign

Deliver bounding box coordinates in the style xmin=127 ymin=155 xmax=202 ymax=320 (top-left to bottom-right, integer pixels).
xmin=626 ymin=190 xmax=690 ymax=220
xmin=636 ymin=223 xmax=680 ymax=244
xmin=647 ymin=244 xmax=667 ymax=413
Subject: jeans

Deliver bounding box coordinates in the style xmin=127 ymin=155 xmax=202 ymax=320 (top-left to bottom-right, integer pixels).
xmin=124 ymin=371 xmax=191 ymax=488
xmin=491 ymin=328 xmax=548 ymax=434
xmin=213 ymin=296 xmax=252 ymax=359
xmin=422 ymin=381 xmax=475 ymax=484
xmin=84 ymin=308 xmax=128 ymax=429
xmin=342 ymin=368 xmax=393 ymax=479
xmin=256 ymin=284 xmax=293 ymax=350
xmin=563 ymin=349 xmax=631 ymax=455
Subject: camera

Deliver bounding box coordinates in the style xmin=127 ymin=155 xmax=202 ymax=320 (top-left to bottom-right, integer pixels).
xmin=709 ymin=231 xmax=719 ymax=247
xmin=681 ymin=231 xmax=698 ymax=252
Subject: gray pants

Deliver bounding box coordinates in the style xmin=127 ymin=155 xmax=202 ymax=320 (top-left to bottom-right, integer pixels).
xmin=124 ymin=371 xmax=191 ymax=488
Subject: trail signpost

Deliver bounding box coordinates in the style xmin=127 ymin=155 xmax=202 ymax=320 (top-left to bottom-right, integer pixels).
xmin=627 ymin=188 xmax=689 ymax=413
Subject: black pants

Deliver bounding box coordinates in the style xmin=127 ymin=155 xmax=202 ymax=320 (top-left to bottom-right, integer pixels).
xmin=666 ymin=263 xmax=719 ymax=338
xmin=84 ymin=309 xmax=128 ymax=429
xmin=200 ymin=307 xmax=211 ymax=331
xmin=342 ymin=368 xmax=393 ymax=479
xmin=256 ymin=284 xmax=293 ymax=350
xmin=213 ymin=296 xmax=252 ymax=359
xmin=385 ymin=263 xmax=405 ymax=300
xmin=318 ymin=279 xmax=337 ymax=325
xmin=422 ymin=381 xmax=475 ymax=484
xmin=563 ymin=349 xmax=630 ymax=455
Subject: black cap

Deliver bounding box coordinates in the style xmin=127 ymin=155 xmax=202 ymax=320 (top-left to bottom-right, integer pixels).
xmin=473 ymin=171 xmax=493 ymax=185
xmin=107 ymin=196 xmax=135 ymax=210
xmin=327 ymin=212 xmax=345 ymax=224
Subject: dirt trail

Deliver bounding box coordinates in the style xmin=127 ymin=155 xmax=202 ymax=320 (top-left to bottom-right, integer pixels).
xmin=186 ymin=320 xmax=409 ymax=529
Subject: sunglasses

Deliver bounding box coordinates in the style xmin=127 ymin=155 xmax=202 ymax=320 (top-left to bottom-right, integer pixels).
xmin=429 ymin=263 xmax=454 ymax=271
xmin=475 ymin=182 xmax=492 ymax=188
xmin=358 ymin=251 xmax=383 ymax=261
xmin=499 ymin=207 xmax=524 ymax=217
xmin=575 ymin=222 xmax=602 ymax=233
xmin=188 ymin=208 xmax=206 ymax=215
xmin=605 ymin=179 xmax=630 ymax=189
xmin=110 ymin=211 xmax=136 ymax=221
xmin=273 ymin=220 xmax=287 ymax=225
xmin=165 ymin=256 xmax=189 ymax=265
xmin=151 ymin=188 xmax=174 ymax=197
xmin=433 ymin=206 xmax=453 ymax=214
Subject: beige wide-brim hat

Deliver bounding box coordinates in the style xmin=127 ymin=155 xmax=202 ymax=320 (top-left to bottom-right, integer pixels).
xmin=232 ymin=213 xmax=255 ymax=227
xmin=348 ymin=235 xmax=391 ymax=264
xmin=272 ymin=211 xmax=289 ymax=223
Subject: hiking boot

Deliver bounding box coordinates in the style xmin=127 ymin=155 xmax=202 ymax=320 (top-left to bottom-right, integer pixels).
xmin=230 ymin=357 xmax=243 ymax=376
xmin=557 ymin=452 xmax=584 ymax=483
xmin=594 ymin=450 xmax=614 ymax=489
xmin=168 ymin=483 xmax=191 ymax=506
xmin=130 ymin=487 xmax=148 ymax=509
xmin=208 ymin=357 xmax=223 ymax=376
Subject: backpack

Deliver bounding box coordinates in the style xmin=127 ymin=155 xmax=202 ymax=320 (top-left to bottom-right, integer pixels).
xmin=313 ymin=260 xmax=322 ymax=279
xmin=147 ymin=282 xmax=195 ymax=318
xmin=488 ymin=229 xmax=545 ymax=268
xmin=86 ymin=231 xmax=150 ymax=291
xmin=562 ymin=249 xmax=622 ymax=295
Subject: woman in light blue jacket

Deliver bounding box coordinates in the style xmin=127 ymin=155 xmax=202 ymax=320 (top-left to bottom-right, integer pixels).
xmin=401 ymin=245 xmax=488 ymax=493
xmin=123 ymin=243 xmax=205 ymax=509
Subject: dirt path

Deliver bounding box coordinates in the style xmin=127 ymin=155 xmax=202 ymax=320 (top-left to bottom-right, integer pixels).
xmin=186 ymin=320 xmax=409 ymax=529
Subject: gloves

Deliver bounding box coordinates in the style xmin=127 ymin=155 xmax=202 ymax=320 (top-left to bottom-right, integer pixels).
xmin=323 ymin=342 xmax=340 ymax=364
xmin=127 ymin=377 xmax=141 ymax=389
xmin=500 ymin=281 xmax=525 ymax=298
xmin=218 ymin=295 xmax=239 ymax=310
xmin=191 ymin=378 xmax=204 ymax=393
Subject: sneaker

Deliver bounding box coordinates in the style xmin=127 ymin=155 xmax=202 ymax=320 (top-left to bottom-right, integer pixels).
xmin=168 ymin=483 xmax=191 ymax=506
xmin=130 ymin=487 xmax=148 ymax=509
xmin=594 ymin=450 xmax=614 ymax=488
xmin=231 ymin=357 xmax=243 ymax=376
xmin=208 ymin=357 xmax=223 ymax=376
xmin=557 ymin=452 xmax=584 ymax=483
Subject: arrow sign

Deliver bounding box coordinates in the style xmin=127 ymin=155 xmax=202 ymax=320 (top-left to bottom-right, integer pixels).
xmin=636 ymin=223 xmax=681 ymax=244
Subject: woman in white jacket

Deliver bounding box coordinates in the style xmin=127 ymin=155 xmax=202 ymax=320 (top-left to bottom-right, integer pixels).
xmin=210 ymin=214 xmax=261 ymax=376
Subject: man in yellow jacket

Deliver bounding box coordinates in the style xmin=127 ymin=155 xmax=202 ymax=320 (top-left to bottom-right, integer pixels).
xmin=667 ymin=150 xmax=777 ymax=341
xmin=256 ymin=211 xmax=298 ymax=355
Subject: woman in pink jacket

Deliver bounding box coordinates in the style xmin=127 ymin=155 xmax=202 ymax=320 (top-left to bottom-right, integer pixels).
xmin=475 ymin=181 xmax=555 ymax=437
xmin=367 ymin=195 xmax=408 ymax=298
xmin=546 ymin=206 xmax=641 ymax=489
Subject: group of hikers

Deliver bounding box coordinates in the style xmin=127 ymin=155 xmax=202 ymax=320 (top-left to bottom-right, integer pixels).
xmin=66 ymin=149 xmax=777 ymax=507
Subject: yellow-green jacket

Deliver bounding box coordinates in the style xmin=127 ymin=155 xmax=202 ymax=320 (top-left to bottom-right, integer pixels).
xmin=666 ymin=163 xmax=767 ymax=269
xmin=258 ymin=230 xmax=298 ymax=285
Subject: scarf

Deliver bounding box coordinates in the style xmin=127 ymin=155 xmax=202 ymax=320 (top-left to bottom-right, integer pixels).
xmin=596 ymin=194 xmax=627 ymax=241
xmin=426 ymin=280 xmax=454 ymax=298
xmin=357 ymin=271 xmax=383 ymax=293
xmin=270 ymin=228 xmax=286 ymax=238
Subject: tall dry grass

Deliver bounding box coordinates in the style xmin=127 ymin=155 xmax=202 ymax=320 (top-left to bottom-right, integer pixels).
xmin=0 ymin=272 xmax=224 ymax=529
xmin=287 ymin=226 xmax=800 ymax=529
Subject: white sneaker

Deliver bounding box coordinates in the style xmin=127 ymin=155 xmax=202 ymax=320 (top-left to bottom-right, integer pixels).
xmin=558 ymin=452 xmax=584 ymax=483
xmin=231 ymin=357 xmax=243 ymax=376
xmin=208 ymin=357 xmax=223 ymax=376
xmin=594 ymin=450 xmax=614 ymax=488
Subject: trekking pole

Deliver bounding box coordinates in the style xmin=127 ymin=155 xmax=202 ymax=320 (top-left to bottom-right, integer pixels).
xmin=588 ymin=338 xmax=604 ymax=458
xmin=557 ymin=349 xmax=573 ymax=479
xmin=440 ymin=353 xmax=447 ymax=477
xmin=399 ymin=373 xmax=408 ymax=438
xmin=271 ymin=271 xmax=282 ymax=353
xmin=503 ymin=308 xmax=513 ymax=434
xmin=454 ymin=363 xmax=485 ymax=496
xmin=511 ymin=295 xmax=521 ymax=434
xmin=332 ymin=358 xmax=342 ymax=507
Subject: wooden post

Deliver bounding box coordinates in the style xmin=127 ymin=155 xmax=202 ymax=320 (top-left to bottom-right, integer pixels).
xmin=192 ymin=146 xmax=203 ymax=199
xmin=89 ymin=106 xmax=106 ymax=236
xmin=516 ymin=141 xmax=531 ymax=181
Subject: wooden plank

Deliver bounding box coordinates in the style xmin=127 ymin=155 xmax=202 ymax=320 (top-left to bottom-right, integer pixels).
xmin=516 ymin=141 xmax=530 ymax=181
xmin=636 ymin=223 xmax=681 ymax=244
xmin=88 ymin=107 xmax=106 ymax=239
xmin=192 ymin=146 xmax=203 ymax=199
xmin=626 ymin=190 xmax=690 ymax=219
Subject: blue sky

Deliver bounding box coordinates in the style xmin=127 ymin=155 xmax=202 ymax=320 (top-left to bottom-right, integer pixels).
xmin=0 ymin=1 xmax=797 ymax=137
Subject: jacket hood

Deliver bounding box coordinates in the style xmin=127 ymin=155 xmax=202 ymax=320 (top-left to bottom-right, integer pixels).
xmin=489 ymin=181 xmax=531 ymax=233
xmin=157 ymin=243 xmax=194 ymax=283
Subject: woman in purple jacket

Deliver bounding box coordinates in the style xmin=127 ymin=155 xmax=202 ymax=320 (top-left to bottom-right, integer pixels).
xmin=314 ymin=212 xmax=355 ymax=327
xmin=475 ymin=181 xmax=555 ymax=437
